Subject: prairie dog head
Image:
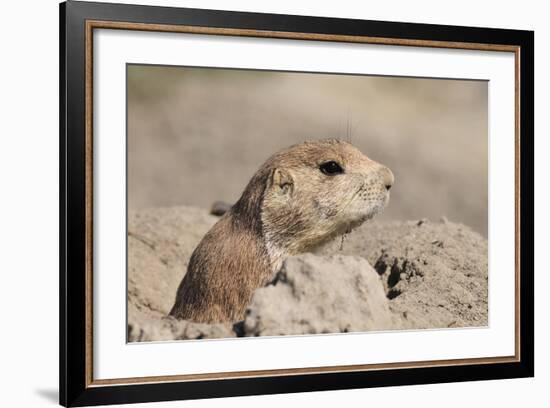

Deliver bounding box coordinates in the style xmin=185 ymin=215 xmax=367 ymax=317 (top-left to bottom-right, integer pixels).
xmin=256 ymin=139 xmax=393 ymax=257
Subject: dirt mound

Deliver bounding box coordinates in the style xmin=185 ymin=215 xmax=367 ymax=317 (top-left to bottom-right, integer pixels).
xmin=128 ymin=316 xmax=234 ymax=342
xmin=127 ymin=206 xmax=487 ymax=342
xmin=127 ymin=206 xmax=217 ymax=327
xmin=318 ymin=218 xmax=488 ymax=329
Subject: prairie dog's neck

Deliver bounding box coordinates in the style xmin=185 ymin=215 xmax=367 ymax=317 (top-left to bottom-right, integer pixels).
xmin=262 ymin=230 xmax=327 ymax=278
xmin=264 ymin=239 xmax=288 ymax=277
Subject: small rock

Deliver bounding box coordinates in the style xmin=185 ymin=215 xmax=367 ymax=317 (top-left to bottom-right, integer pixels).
xmin=244 ymin=254 xmax=398 ymax=336
xmin=431 ymin=239 xmax=444 ymax=248
xmin=210 ymin=201 xmax=232 ymax=216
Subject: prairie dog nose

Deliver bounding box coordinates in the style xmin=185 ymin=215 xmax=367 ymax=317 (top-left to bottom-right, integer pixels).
xmin=381 ymin=166 xmax=394 ymax=191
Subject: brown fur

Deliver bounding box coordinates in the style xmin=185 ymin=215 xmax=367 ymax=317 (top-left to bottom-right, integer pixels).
xmin=170 ymin=139 xmax=394 ymax=323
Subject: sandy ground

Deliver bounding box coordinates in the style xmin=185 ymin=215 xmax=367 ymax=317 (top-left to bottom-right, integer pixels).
xmin=128 ymin=66 xmax=488 ymax=236
xmin=128 ymin=206 xmax=487 ymax=342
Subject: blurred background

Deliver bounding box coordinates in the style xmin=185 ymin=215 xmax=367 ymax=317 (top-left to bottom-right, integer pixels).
xmin=127 ymin=65 xmax=488 ymax=236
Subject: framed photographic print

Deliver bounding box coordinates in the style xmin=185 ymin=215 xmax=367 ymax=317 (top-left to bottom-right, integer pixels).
xmin=59 ymin=0 xmax=534 ymax=406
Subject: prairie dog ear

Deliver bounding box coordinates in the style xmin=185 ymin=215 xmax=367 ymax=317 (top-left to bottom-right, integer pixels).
xmin=269 ymin=168 xmax=294 ymax=195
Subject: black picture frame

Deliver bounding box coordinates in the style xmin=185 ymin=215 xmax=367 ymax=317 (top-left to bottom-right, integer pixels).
xmin=60 ymin=1 xmax=534 ymax=406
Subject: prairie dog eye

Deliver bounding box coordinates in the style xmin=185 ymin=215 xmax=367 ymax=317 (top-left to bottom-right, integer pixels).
xmin=319 ymin=161 xmax=344 ymax=176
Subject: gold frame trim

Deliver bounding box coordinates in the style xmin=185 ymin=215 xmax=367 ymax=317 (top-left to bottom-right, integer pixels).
xmin=84 ymin=20 xmax=521 ymax=388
